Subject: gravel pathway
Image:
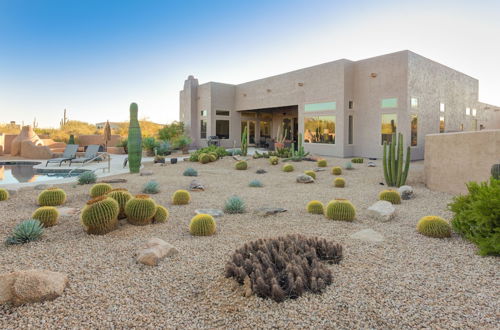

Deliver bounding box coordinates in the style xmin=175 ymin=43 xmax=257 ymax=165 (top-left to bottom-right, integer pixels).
xmin=0 ymin=157 xmax=498 ymax=329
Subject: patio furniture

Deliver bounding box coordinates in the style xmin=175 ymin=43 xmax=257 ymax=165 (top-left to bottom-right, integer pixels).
xmin=69 ymin=145 xmax=101 ymax=166
xmin=207 ymin=136 xmax=220 ymax=147
xmin=45 ymin=144 xmax=79 ymax=167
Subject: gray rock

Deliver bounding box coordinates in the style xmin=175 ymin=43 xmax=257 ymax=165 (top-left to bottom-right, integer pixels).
xmin=256 ymin=168 xmax=267 ymax=174
xmin=34 ymin=184 xmax=49 ymax=190
xmin=136 ymin=238 xmax=178 ymax=266
xmin=100 ymin=178 xmax=127 ymax=183
xmin=254 ymin=207 xmax=287 ymax=216
xmin=398 ymin=185 xmax=414 ymax=200
xmin=367 ymin=201 xmax=395 ymax=222
xmin=189 ymin=180 xmax=205 ymax=191
xmin=296 ymin=174 xmax=315 ymax=183
xmin=350 ymin=229 xmax=384 ymax=242
xmin=195 ymin=209 xmax=224 ymax=217
xmin=140 ymin=170 xmax=154 ymax=176
xmin=58 ymin=207 xmax=79 ymax=216
xmin=313 ymin=167 xmax=327 ymax=172
xmin=367 ymin=161 xmax=376 ymax=167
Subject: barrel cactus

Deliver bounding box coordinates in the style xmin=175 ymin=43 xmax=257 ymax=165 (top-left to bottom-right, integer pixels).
xmin=153 ymin=205 xmax=169 ymax=223
xmin=124 ymin=194 xmax=157 ymax=225
xmin=416 ymin=216 xmax=451 ymax=238
xmin=38 ymin=188 xmax=66 ymax=206
xmin=235 ymin=160 xmax=248 ymax=170
xmin=379 ymin=190 xmax=401 ymax=204
xmin=334 ymin=177 xmax=345 ymax=188
xmin=32 ymin=206 xmax=59 ymax=227
xmin=106 ymin=188 xmax=132 ymax=219
xmin=325 ymin=199 xmax=356 ymax=221
xmin=269 ymin=156 xmax=279 ymax=165
xmin=128 ymin=102 xmax=142 ymax=173
xmin=81 ymin=196 xmax=119 ymax=235
xmin=172 ymin=190 xmax=191 ymax=205
xmin=304 ymin=170 xmax=316 ymax=180
xmin=317 ymin=159 xmax=327 ymax=167
xmin=331 ymin=166 xmax=342 ymax=175
xmin=352 ymin=158 xmax=364 ymax=164
xmin=491 ymin=164 xmax=500 ymax=179
xmin=189 ymin=214 xmax=216 ymax=236
xmin=199 ymin=153 xmax=211 ymax=164
xmin=208 ymin=153 xmax=218 ymax=162
xmin=306 ymin=200 xmax=324 ymax=214
xmin=6 ymin=219 xmax=44 ymax=245
xmin=282 ymin=164 xmax=294 ymax=172
xmin=90 ymin=183 xmax=112 ymax=198
xmin=0 ymin=188 xmax=9 ymax=201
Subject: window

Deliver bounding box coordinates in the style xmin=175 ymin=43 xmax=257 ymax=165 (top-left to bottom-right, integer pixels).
xmin=215 ymin=120 xmax=229 ymax=139
xmin=411 ymin=98 xmax=418 ymax=108
xmin=381 ymin=98 xmax=398 ymax=108
xmin=440 ymin=103 xmax=445 ymax=112
xmin=381 ymin=114 xmax=397 ymax=144
xmin=304 ymin=102 xmax=336 ymax=112
xmin=216 ymin=110 xmax=230 ymax=116
xmin=411 ymin=114 xmax=417 ymax=147
xmin=348 ymin=115 xmax=353 ymax=144
xmin=440 ymin=116 xmax=445 ymax=133
xmin=348 ymin=101 xmax=353 ymax=109
xmin=200 ymin=119 xmax=207 ymax=139
xmin=466 ymin=107 xmax=471 ymax=116
xmin=472 ymin=108 xmax=477 ymax=117
xmin=200 ymin=110 xmax=207 ymax=117
xmin=304 ymin=116 xmax=336 ymax=144
xmin=241 ymin=111 xmax=256 ymax=118
xmin=260 ymin=121 xmax=271 ymax=138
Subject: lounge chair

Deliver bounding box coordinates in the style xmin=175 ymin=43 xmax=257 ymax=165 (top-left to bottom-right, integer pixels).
xmin=69 ymin=145 xmax=101 ymax=166
xmin=45 ymin=144 xmax=79 ymax=167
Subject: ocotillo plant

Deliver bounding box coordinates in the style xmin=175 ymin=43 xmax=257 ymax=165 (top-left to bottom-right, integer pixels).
xmin=382 ymin=133 xmax=411 ymax=187
xmin=128 ymin=103 xmax=142 ymax=173
xmin=241 ymin=125 xmax=248 ymax=156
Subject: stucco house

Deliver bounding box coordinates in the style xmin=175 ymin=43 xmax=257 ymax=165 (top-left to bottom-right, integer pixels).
xmin=179 ymin=50 xmax=499 ymax=159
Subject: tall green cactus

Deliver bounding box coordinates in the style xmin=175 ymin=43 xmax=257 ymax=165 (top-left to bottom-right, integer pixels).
xmin=383 ymin=133 xmax=411 ymax=187
xmin=286 ymin=133 xmax=309 ymax=161
xmin=241 ymin=125 xmax=248 ymax=156
xmin=128 ymin=103 xmax=142 ymax=173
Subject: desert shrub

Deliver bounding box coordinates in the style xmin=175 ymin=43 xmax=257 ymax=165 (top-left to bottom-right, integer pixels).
xmin=344 ymin=162 xmax=353 ymax=170
xmin=269 ymin=156 xmax=279 ymax=165
xmin=81 ymin=196 xmax=120 ymax=234
xmin=189 ymin=214 xmax=216 ymax=236
xmin=249 ymin=180 xmax=263 ymax=188
xmin=448 ymin=178 xmax=500 ymax=256
xmin=225 ymin=234 xmax=343 ymax=302
xmin=224 ymin=196 xmax=245 ymax=214
xmin=106 ymin=188 xmax=132 ymax=219
xmin=325 ymin=199 xmax=355 ymax=221
xmin=317 ymin=159 xmax=327 ymax=167
xmin=331 ymin=166 xmax=342 ymax=175
xmin=125 ymin=194 xmax=157 ymax=225
xmin=235 ymin=161 xmax=248 ymax=170
xmin=38 ymin=188 xmax=66 ymax=206
xmin=90 ymin=183 xmax=112 ymax=198
xmin=32 ymin=206 xmax=59 ymax=227
xmin=6 ymin=219 xmax=44 ymax=245
xmin=172 ymin=190 xmax=191 ymax=205
xmin=416 ymin=216 xmax=451 ymax=238
xmin=282 ymin=164 xmax=294 ymax=172
xmin=183 ymin=167 xmax=198 ymax=177
xmin=153 ymin=205 xmax=169 ymax=223
xmin=304 ymin=170 xmax=316 ymax=180
xmin=142 ymin=136 xmax=159 ymax=153
xmin=0 ymin=188 xmax=9 ymax=201
xmin=352 ymin=158 xmax=364 ymax=163
xmin=156 ymin=141 xmax=171 ymax=156
xmin=379 ymin=190 xmax=401 ymax=204
xmin=334 ymin=177 xmax=345 ymax=188
xmin=189 ymin=145 xmax=228 ymax=162
xmin=78 ymin=171 xmax=97 ymax=185
xmin=142 ymin=180 xmax=160 ymax=194
xmin=306 ymin=200 xmax=324 ymax=214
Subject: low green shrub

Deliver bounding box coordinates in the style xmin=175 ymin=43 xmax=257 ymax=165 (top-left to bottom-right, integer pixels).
xmin=183 ymin=168 xmax=198 ymax=176
xmin=189 ymin=145 xmax=228 ymax=162
xmin=78 ymin=171 xmax=97 ymax=185
xmin=249 ymin=180 xmax=263 ymax=187
xmin=142 ymin=180 xmax=160 ymax=194
xmin=224 ymin=196 xmax=245 ymax=214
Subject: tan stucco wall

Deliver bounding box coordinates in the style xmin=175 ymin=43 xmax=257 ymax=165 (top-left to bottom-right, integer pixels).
xmin=424 ymin=130 xmax=500 ymax=194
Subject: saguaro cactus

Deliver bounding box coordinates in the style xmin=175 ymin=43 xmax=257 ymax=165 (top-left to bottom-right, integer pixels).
xmin=128 ymin=103 xmax=142 ymax=173
xmin=382 ymin=133 xmax=411 ymax=187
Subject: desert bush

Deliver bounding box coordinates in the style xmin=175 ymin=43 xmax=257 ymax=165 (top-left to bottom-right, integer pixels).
xmin=142 ymin=180 xmax=160 ymax=194
xmin=304 ymin=170 xmax=316 ymax=180
xmin=32 ymin=206 xmax=59 ymax=227
xmin=142 ymin=136 xmax=160 ymax=153
xmin=189 ymin=214 xmax=216 ymax=236
xmin=224 ymin=234 xmax=343 ymax=302
xmin=331 ymin=166 xmax=342 ymax=175
xmin=249 ymin=180 xmax=263 ymax=187
xmin=0 ymin=188 xmax=9 ymax=201
xmin=224 ymin=196 xmax=245 ymax=214
xmin=90 ymin=183 xmax=112 ymax=198
xmin=81 ymin=196 xmax=120 ymax=234
xmin=38 ymin=188 xmax=66 ymax=206
xmin=449 ymin=178 xmax=500 ymax=256
xmin=183 ymin=168 xmax=198 ymax=177
xmin=379 ymin=190 xmax=401 ymax=204
xmin=125 ymin=194 xmax=157 ymax=225
xmin=172 ymin=190 xmax=191 ymax=205
xmin=78 ymin=171 xmax=97 ymax=185
xmin=416 ymin=216 xmax=451 ymax=238
xmin=325 ymin=199 xmax=355 ymax=221
xmin=306 ymin=200 xmax=324 ymax=214
xmin=6 ymin=219 xmax=44 ymax=245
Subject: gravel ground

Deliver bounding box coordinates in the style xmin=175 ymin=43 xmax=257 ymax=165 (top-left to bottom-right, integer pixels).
xmin=0 ymin=157 xmax=498 ymax=329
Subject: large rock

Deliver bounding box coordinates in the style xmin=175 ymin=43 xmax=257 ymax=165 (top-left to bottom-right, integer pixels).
xmin=136 ymin=238 xmax=178 ymax=266
xmin=296 ymin=174 xmax=314 ymax=183
xmin=195 ymin=209 xmax=224 ymax=217
xmin=398 ymin=185 xmax=414 ymax=200
xmin=189 ymin=180 xmax=205 ymax=191
xmin=254 ymin=207 xmax=287 ymax=216
xmin=350 ymin=229 xmax=384 ymax=242
xmin=0 ymin=270 xmax=68 ymax=306
xmin=140 ymin=170 xmax=154 ymax=176
xmin=367 ymin=201 xmax=395 ymax=222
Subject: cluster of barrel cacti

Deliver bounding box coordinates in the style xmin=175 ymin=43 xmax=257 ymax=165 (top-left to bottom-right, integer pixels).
xmin=189 ymin=214 xmax=216 ymax=236
xmin=334 ymin=177 xmax=345 ymax=188
xmin=32 ymin=206 xmax=59 ymax=227
xmin=269 ymin=156 xmax=279 ymax=165
xmin=172 ymin=190 xmax=191 ymax=205
xmin=199 ymin=152 xmax=219 ymax=164
xmin=38 ymin=188 xmax=66 ymax=206
xmin=317 ymin=159 xmax=327 ymax=167
xmin=90 ymin=183 xmax=112 ymax=198
xmin=282 ymin=164 xmax=294 ymax=172
xmin=124 ymin=194 xmax=158 ymax=225
xmin=127 ymin=102 xmax=142 ymax=173
xmin=325 ymin=199 xmax=356 ymax=221
xmin=416 ymin=216 xmax=451 ymax=238
xmin=235 ymin=160 xmax=248 ymax=170
xmin=331 ymin=166 xmax=342 ymax=175
xmin=351 ymin=158 xmax=364 ymax=164
xmin=106 ymin=188 xmax=132 ymax=219
xmin=379 ymin=190 xmax=401 ymax=204
xmin=382 ymin=132 xmax=411 ymax=187
xmin=306 ymin=200 xmax=324 ymax=214
xmin=304 ymin=170 xmax=316 ymax=179
xmin=0 ymin=188 xmax=9 ymax=201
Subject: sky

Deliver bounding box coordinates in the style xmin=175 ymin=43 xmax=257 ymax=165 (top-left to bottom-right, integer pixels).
xmin=0 ymin=0 xmax=499 ymax=128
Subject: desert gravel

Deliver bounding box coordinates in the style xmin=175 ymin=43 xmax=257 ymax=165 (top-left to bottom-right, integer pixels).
xmin=0 ymin=157 xmax=498 ymax=329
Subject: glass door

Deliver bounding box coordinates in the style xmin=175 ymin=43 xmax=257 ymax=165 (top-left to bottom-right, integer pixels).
xmin=241 ymin=121 xmax=256 ymax=145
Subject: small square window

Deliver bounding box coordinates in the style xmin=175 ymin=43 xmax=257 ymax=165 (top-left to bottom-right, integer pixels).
xmin=348 ymin=101 xmax=353 ymax=109
xmin=466 ymin=108 xmax=470 ymax=116
xmin=200 ymin=110 xmax=207 ymax=117
xmin=440 ymin=103 xmax=445 ymax=112
xmin=472 ymin=108 xmax=477 ymax=116
xmin=411 ymin=98 xmax=418 ymax=108
xmin=381 ymin=98 xmax=398 ymax=108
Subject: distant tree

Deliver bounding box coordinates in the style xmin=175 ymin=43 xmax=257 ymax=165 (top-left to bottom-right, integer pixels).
xmin=158 ymin=121 xmax=184 ymax=141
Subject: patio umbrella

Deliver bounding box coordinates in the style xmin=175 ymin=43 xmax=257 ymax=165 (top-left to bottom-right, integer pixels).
xmin=103 ymin=120 xmax=112 ymax=152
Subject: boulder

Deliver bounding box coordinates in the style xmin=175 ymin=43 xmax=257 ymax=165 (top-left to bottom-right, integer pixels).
xmin=140 ymin=170 xmax=154 ymax=176
xmin=350 ymin=229 xmax=384 ymax=242
xmin=0 ymin=269 xmax=68 ymax=306
xmin=100 ymin=178 xmax=127 ymax=183
xmin=136 ymin=238 xmax=178 ymax=266
xmin=189 ymin=180 xmax=205 ymax=191
xmin=367 ymin=201 xmax=395 ymax=222
xmin=296 ymin=174 xmax=314 ymax=183
xmin=254 ymin=207 xmax=287 ymax=216
xmin=256 ymin=168 xmax=267 ymax=174
xmin=398 ymin=185 xmax=414 ymax=200
xmin=195 ymin=209 xmax=224 ymax=217
xmin=313 ymin=168 xmax=326 ymax=172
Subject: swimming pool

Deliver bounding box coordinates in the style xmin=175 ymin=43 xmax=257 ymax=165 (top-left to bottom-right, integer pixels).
xmin=0 ymin=161 xmax=88 ymax=185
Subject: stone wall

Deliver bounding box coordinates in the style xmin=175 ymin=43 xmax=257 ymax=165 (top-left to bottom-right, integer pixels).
xmin=424 ymin=130 xmax=500 ymax=194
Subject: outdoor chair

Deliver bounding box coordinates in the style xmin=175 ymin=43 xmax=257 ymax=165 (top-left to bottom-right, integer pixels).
xmin=45 ymin=144 xmax=79 ymax=167
xmin=69 ymin=144 xmax=101 ymax=166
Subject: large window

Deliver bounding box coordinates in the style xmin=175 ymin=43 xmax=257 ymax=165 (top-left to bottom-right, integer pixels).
xmin=440 ymin=116 xmax=445 ymax=133
xmin=381 ymin=114 xmax=397 ymax=144
xmin=411 ymin=114 xmax=417 ymax=146
xmin=381 ymin=98 xmax=398 ymax=108
xmin=304 ymin=102 xmax=336 ymax=112
xmin=260 ymin=121 xmax=271 ymax=138
xmin=200 ymin=119 xmax=207 ymax=139
xmin=216 ymin=120 xmax=229 ymax=139
xmin=216 ymin=110 xmax=230 ymax=116
xmin=304 ymin=116 xmax=336 ymax=144
xmin=348 ymin=115 xmax=353 ymax=144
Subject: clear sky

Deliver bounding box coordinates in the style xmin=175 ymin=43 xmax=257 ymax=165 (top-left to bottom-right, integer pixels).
xmin=1 ymin=0 xmax=499 ymax=127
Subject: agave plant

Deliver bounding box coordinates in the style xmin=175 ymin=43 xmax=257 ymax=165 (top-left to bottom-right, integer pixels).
xmin=142 ymin=180 xmax=160 ymax=194
xmin=6 ymin=219 xmax=44 ymax=245
xmin=224 ymin=196 xmax=246 ymax=214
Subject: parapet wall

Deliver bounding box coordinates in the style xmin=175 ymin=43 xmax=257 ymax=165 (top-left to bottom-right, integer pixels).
xmin=424 ymin=130 xmax=500 ymax=194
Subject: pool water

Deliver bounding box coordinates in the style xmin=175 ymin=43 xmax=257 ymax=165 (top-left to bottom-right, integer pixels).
xmin=0 ymin=162 xmax=87 ymax=185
